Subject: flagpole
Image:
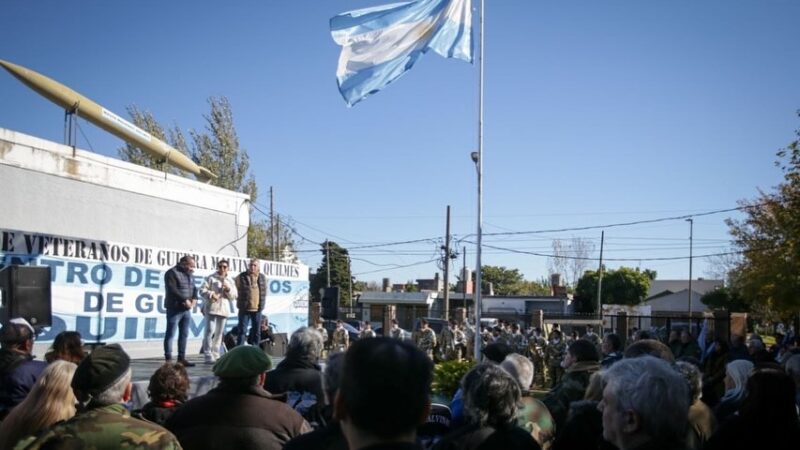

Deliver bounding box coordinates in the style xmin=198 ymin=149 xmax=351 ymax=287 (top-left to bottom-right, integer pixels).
xmin=473 ymin=0 xmax=484 ymax=360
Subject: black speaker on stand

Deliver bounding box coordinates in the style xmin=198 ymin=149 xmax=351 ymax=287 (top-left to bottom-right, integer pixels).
xmin=321 ymin=287 xmax=340 ymax=320
xmin=0 ymin=265 xmax=52 ymax=328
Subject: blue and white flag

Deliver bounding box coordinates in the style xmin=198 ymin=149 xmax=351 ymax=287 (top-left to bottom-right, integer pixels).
xmin=331 ymin=0 xmax=473 ymax=106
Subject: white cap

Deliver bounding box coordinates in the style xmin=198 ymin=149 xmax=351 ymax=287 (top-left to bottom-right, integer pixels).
xmin=9 ymin=317 xmax=35 ymax=334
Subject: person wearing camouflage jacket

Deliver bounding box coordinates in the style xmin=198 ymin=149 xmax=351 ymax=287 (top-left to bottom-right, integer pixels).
xmin=416 ymin=319 xmax=437 ymax=359
xmin=20 ymin=344 xmax=180 ymax=450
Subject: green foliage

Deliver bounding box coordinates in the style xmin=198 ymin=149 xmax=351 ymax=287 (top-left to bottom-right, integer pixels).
xmin=310 ymin=241 xmax=353 ymax=305
xmin=117 ymin=105 xmax=189 ymax=174
xmin=700 ymin=287 xmax=750 ymax=312
xmin=481 ymin=265 xmax=525 ymax=295
xmin=726 ymin=111 xmax=800 ymax=315
xmin=404 ymin=281 xmax=419 ymax=293
xmin=432 ymin=359 xmax=475 ymax=400
xmin=574 ymin=267 xmax=652 ymax=312
xmin=118 ymin=97 xmax=296 ymax=260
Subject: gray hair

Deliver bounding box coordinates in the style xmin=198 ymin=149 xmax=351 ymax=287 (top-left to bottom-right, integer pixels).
xmin=93 ymin=369 xmax=132 ymax=406
xmin=500 ymin=353 xmax=534 ymax=390
xmin=602 ymin=356 xmax=689 ymax=444
xmin=674 ymin=361 xmax=703 ymax=403
xmin=720 ymin=359 xmax=753 ymax=404
xmin=462 ymin=363 xmax=521 ymax=428
xmin=288 ymin=326 xmax=324 ymax=360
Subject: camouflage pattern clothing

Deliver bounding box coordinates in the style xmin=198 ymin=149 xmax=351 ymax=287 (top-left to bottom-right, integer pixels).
xmin=462 ymin=324 xmax=476 ymax=359
xmin=528 ymin=335 xmax=548 ymax=388
xmin=18 ymin=403 xmax=181 ymax=450
xmin=315 ymin=326 xmax=328 ymax=347
xmin=439 ymin=326 xmax=456 ymax=361
xmin=509 ymin=331 xmax=528 ymax=355
xmin=389 ymin=325 xmax=404 ymax=339
xmin=545 ymin=338 xmax=567 ymax=388
xmin=453 ymin=326 xmax=466 ymax=361
xmin=359 ymin=328 xmax=376 ymax=339
xmin=416 ymin=327 xmax=437 ymax=359
xmin=332 ymin=327 xmax=349 ymax=353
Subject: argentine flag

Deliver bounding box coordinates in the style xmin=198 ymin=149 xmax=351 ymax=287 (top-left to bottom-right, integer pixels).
xmin=331 ymin=0 xmax=473 ymax=106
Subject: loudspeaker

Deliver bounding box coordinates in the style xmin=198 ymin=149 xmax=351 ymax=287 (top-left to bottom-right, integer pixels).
xmin=321 ymin=287 xmax=339 ymax=320
xmin=0 ymin=265 xmax=52 ymax=327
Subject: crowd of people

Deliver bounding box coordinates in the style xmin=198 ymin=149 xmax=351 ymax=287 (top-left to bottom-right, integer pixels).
xmin=1 ymin=310 xmax=799 ymax=450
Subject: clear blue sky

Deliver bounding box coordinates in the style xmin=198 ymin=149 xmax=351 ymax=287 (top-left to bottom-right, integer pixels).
xmin=2 ymin=1 xmax=799 ymax=287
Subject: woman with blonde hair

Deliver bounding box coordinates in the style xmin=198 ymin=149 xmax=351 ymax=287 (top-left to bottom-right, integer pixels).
xmin=0 ymin=360 xmax=78 ymax=450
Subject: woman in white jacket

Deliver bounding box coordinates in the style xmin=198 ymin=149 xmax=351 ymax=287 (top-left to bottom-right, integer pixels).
xmin=200 ymin=259 xmax=238 ymax=363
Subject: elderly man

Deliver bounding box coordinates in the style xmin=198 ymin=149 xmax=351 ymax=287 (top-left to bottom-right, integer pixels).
xmin=335 ymin=337 xmax=433 ymax=450
xmin=0 ymin=318 xmax=47 ymax=420
xmin=164 ymin=255 xmax=198 ymax=367
xmin=236 ymin=258 xmax=268 ymax=346
xmin=265 ymin=326 xmax=326 ymax=428
xmin=24 ymin=344 xmax=180 ymax=449
xmin=166 ymin=345 xmax=310 ymax=449
xmin=598 ymin=356 xmax=690 ymax=450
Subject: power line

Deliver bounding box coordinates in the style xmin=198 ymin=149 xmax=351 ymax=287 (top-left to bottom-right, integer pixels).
xmin=353 ymin=258 xmax=440 ymax=276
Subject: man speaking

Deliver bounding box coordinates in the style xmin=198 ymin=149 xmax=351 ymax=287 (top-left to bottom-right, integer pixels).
xmin=164 ymin=255 xmax=198 ymax=367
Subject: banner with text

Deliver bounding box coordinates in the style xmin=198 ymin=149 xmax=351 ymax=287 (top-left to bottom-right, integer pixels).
xmin=0 ymin=229 xmax=309 ymax=343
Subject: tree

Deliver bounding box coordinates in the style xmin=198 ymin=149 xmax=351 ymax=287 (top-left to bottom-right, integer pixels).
xmin=725 ymin=111 xmax=800 ymax=315
xmin=480 ymin=265 xmax=525 ymax=296
xmin=310 ymin=241 xmax=353 ymax=306
xmin=547 ymin=237 xmax=596 ymax=287
xmin=117 ymin=105 xmax=189 ymax=174
xmin=700 ymin=287 xmax=749 ymax=312
xmin=574 ymin=267 xmax=652 ymax=313
xmin=118 ymin=97 xmax=296 ymax=260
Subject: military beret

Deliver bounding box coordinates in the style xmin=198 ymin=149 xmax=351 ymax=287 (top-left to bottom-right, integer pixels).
xmin=72 ymin=343 xmax=131 ymax=397
xmin=213 ymin=345 xmax=272 ymax=378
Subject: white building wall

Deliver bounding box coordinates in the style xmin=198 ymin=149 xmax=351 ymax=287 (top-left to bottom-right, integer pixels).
xmin=0 ymin=128 xmax=249 ymax=256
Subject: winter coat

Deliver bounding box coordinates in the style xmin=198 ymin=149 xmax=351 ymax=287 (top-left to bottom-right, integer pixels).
xmin=199 ymin=273 xmax=237 ymax=317
xmin=236 ymin=272 xmax=267 ymax=312
xmin=541 ymin=360 xmax=600 ymax=434
xmin=264 ymin=350 xmax=327 ymax=428
xmin=0 ymin=349 xmax=47 ymax=418
xmin=164 ymin=264 xmax=198 ymax=311
xmin=432 ymin=423 xmax=541 ymax=450
xmin=165 ymin=383 xmax=311 ymax=450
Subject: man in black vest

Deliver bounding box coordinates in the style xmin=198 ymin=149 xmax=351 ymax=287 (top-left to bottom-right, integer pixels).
xmin=236 ymin=258 xmax=267 ymax=346
xmin=164 ymin=255 xmax=198 ymax=367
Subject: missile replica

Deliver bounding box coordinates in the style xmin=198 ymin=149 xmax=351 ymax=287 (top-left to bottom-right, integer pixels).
xmin=0 ymin=59 xmax=216 ymax=181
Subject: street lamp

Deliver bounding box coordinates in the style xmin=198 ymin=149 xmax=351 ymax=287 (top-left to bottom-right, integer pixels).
xmin=686 ymin=218 xmax=693 ymax=328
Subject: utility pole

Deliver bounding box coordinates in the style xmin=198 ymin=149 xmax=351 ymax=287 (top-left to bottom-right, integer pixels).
xmin=462 ymin=246 xmax=467 ymax=313
xmin=597 ymin=230 xmax=605 ymax=331
xmin=443 ymin=205 xmax=452 ymax=320
xmin=270 ymin=186 xmax=275 ymax=260
xmin=687 ymin=218 xmax=694 ymax=327
xmin=326 ymin=240 xmax=331 ymax=288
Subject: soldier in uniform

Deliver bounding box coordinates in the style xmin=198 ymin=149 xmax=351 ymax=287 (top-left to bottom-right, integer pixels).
xmin=389 ymin=319 xmax=404 ymax=339
xmin=583 ymin=324 xmax=601 ymax=348
xmin=22 ymin=344 xmax=181 ymax=450
xmin=528 ymin=327 xmax=548 ymax=388
xmin=416 ymin=318 xmax=437 ymax=360
xmin=453 ymin=323 xmax=466 ymax=361
xmin=359 ymin=321 xmax=376 ymax=339
xmin=462 ymin=322 xmax=476 ymax=360
xmin=438 ymin=320 xmax=456 ymax=361
xmin=313 ymin=321 xmax=329 ymax=357
xmin=509 ymin=323 xmax=528 ymax=355
xmin=332 ymin=320 xmax=349 ymax=353
xmin=545 ymin=329 xmax=567 ymax=388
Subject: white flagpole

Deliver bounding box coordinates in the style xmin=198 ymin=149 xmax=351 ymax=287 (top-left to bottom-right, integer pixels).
xmin=473 ymin=0 xmax=484 ymax=360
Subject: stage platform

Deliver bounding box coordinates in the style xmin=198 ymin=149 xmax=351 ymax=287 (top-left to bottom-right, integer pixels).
xmin=129 ymin=353 xmax=284 ymax=409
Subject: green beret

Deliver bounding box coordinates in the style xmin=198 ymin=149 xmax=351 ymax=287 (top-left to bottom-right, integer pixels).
xmin=213 ymin=345 xmax=272 ymax=378
xmin=72 ymin=343 xmax=131 ymax=398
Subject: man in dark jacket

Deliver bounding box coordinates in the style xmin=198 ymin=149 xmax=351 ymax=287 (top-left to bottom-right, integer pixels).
xmin=265 ymin=326 xmax=326 ymax=428
xmin=163 ymin=255 xmax=198 ymax=366
xmin=166 ymin=345 xmax=311 ymax=449
xmin=0 ymin=318 xmax=47 ymax=420
xmin=236 ymin=258 xmax=268 ymax=346
xmin=542 ymin=339 xmax=601 ymax=434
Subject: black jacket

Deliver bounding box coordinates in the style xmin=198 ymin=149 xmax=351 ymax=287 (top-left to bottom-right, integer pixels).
xmin=164 ymin=265 xmax=198 ymax=311
xmin=165 ymin=383 xmax=310 ymax=450
xmin=432 ymin=423 xmax=541 ymax=450
xmin=0 ymin=349 xmax=47 ymax=418
xmin=264 ymin=350 xmax=326 ymax=428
